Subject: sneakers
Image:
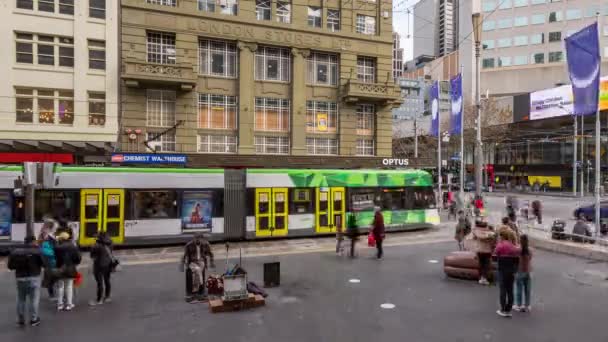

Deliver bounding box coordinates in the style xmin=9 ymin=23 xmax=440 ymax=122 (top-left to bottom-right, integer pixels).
xmin=478 ymin=278 xmax=490 ymax=285
xmin=30 ymin=318 xmax=41 ymax=327
xmin=64 ymin=304 xmax=75 ymax=311
xmin=512 ymin=305 xmax=521 ymax=312
xmin=104 ymin=297 xmax=112 ymax=304
xmin=89 ymin=300 xmax=104 ymax=306
xmin=496 ymin=310 xmax=512 ymax=318
xmin=57 ymin=304 xmax=64 ymax=311
xmin=526 ymin=306 xmax=532 ymax=312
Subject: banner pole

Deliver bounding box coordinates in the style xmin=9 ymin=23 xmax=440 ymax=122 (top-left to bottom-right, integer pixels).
xmin=460 ymin=66 xmax=465 ymax=198
xmin=595 ymin=15 xmax=602 ymax=237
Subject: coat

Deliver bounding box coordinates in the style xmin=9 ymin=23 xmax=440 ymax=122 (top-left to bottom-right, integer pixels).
xmin=40 ymin=238 xmax=56 ymax=269
xmin=183 ymin=240 xmax=214 ymax=267
xmin=55 ymin=241 xmax=82 ymax=279
xmin=90 ymin=235 xmax=113 ymax=271
xmin=372 ymin=212 xmax=385 ymax=241
xmin=472 ymin=226 xmax=495 ymax=254
xmin=8 ymin=243 xmax=44 ymax=279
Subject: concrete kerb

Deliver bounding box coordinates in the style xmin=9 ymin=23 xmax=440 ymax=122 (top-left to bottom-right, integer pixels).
xmin=530 ymin=236 xmax=608 ymax=263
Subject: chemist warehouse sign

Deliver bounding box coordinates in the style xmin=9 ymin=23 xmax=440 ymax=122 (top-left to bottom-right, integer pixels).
xmin=111 ymin=153 xmax=187 ymax=165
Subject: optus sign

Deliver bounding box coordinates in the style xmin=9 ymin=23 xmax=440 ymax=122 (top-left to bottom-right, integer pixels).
xmin=382 ymin=159 xmax=409 ymax=167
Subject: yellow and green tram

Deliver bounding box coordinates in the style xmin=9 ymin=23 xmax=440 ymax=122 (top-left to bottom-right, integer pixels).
xmin=0 ymin=166 xmax=438 ymax=249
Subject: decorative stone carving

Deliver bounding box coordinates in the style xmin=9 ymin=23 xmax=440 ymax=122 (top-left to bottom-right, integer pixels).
xmin=135 ymin=63 xmax=182 ymax=77
xmin=237 ymin=41 xmax=258 ymax=53
xmin=291 ymin=48 xmax=311 ymax=59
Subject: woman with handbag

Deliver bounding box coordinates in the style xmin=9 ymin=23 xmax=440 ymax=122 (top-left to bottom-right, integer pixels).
xmin=54 ymin=232 xmax=81 ymax=311
xmin=89 ymin=232 xmax=116 ymax=306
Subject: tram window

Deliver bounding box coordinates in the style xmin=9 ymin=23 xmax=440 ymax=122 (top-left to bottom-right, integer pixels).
xmin=132 ymin=191 xmax=178 ymax=219
xmin=406 ymin=187 xmax=436 ymax=209
xmin=290 ymin=188 xmax=313 ymax=214
xmin=350 ymin=188 xmax=376 ymax=212
xmin=34 ymin=190 xmax=79 ymax=222
xmin=381 ymin=189 xmax=405 ymax=210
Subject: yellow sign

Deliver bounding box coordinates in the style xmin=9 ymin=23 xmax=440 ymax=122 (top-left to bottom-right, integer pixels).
xmin=317 ymin=113 xmax=328 ymax=132
xmin=600 ymin=78 xmax=608 ymax=111
xmin=528 ymin=176 xmax=562 ymax=188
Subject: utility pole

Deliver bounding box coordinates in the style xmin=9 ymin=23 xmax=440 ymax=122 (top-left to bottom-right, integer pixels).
xmin=594 ymin=13 xmax=602 ymax=237
xmin=581 ymin=115 xmax=585 ymax=197
xmin=459 ymin=65 xmax=465 ymax=198
xmin=472 ymin=13 xmax=483 ymax=198
xmin=22 ymin=162 xmax=37 ymax=240
xmin=573 ymin=115 xmax=577 ymax=196
xmin=414 ymin=117 xmax=418 ymax=158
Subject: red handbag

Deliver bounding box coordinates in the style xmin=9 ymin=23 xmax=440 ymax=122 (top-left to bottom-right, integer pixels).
xmin=74 ymin=272 xmax=83 ymax=288
xmin=367 ymin=232 xmax=376 ymax=247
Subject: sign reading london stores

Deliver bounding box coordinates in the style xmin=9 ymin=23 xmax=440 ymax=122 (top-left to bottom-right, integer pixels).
xmin=111 ymin=153 xmax=187 ymax=165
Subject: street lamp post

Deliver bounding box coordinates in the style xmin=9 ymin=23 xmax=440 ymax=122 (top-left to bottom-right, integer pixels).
xmin=472 ymin=13 xmax=483 ymax=197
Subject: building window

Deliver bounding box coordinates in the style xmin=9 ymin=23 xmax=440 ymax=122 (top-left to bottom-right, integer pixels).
xmin=548 ymin=51 xmax=563 ymax=63
xmin=514 ymin=16 xmax=528 ymax=26
xmin=198 ymin=135 xmax=237 ymax=153
xmin=145 ymin=132 xmax=176 ymax=152
xmin=199 ymin=39 xmax=237 ymax=78
xmin=514 ymin=36 xmax=528 ymax=46
xmin=566 ymin=9 xmax=582 ymax=20
xmin=16 ymin=0 xmax=34 ymax=10
xmin=514 ymin=0 xmax=527 ymax=7
xmin=531 ymin=0 xmax=545 ymax=4
xmin=482 ymin=58 xmax=495 ymax=68
xmin=531 ymin=14 xmax=545 ymax=24
xmin=306 ymin=52 xmax=338 ymax=86
xmin=530 ymin=33 xmax=544 ymax=44
xmin=255 ymin=97 xmax=290 ymax=132
xmin=146 ymin=90 xmax=176 ymax=127
xmin=513 ymin=55 xmax=528 ymax=66
xmin=532 ymin=53 xmax=544 ymax=64
xmin=306 ymin=138 xmax=338 ymax=155
xmin=88 ymin=40 xmax=105 ymax=70
xmin=198 ymin=94 xmax=237 ymax=129
xmin=482 ymin=40 xmax=495 ymax=49
xmin=256 ymin=0 xmax=271 ymax=21
xmin=548 ymin=11 xmax=562 ymax=22
xmin=277 ymin=1 xmax=291 ymax=23
xmin=482 ymin=1 xmax=496 ymax=12
xmin=88 ymin=92 xmax=106 ymax=126
xmin=356 ymin=139 xmax=374 ymax=156
xmin=255 ymin=46 xmax=291 ymax=82
xmin=147 ymin=0 xmax=177 ymax=6
xmin=356 ymin=15 xmax=376 ymax=35
xmin=357 ymin=56 xmax=376 ymax=83
xmin=356 ymin=104 xmax=374 ymax=136
xmin=38 ymin=0 xmax=54 ymax=12
xmin=497 ymin=38 xmax=512 ymax=48
xmin=327 ymin=9 xmax=340 ymax=32
xmin=89 ymin=0 xmax=105 ymax=19
xmin=308 ymin=6 xmax=321 ymax=28
xmin=59 ymin=0 xmax=74 ymax=14
xmin=498 ymin=0 xmax=511 ymax=9
xmin=548 ymin=31 xmax=561 ymax=42
xmin=498 ymin=57 xmax=512 ymax=67
xmin=306 ymin=101 xmax=338 ymax=133
xmin=133 ymin=191 xmax=178 ymax=219
xmin=482 ymin=21 xmax=495 ymax=31
xmin=15 ymin=88 xmax=73 ymax=125
xmin=255 ymin=136 xmax=289 ymax=154
xmin=220 ymin=0 xmax=238 ymax=15
xmin=585 ymin=5 xmax=600 ymax=18
xmin=147 ymin=31 xmax=176 ymax=64
xmin=497 ymin=18 xmax=512 ymax=29
xmin=15 ymin=33 xmax=73 ymax=68
xmin=198 ymin=0 xmax=215 ymax=12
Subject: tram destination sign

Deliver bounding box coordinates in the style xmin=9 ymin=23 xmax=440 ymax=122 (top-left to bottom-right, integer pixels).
xmin=111 ymin=153 xmax=187 ymax=165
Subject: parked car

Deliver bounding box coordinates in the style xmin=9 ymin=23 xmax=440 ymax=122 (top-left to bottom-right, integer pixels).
xmin=573 ymin=201 xmax=608 ymax=221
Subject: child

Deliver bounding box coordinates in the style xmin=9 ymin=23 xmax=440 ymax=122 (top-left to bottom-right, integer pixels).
xmin=513 ymin=234 xmax=532 ymax=313
xmin=335 ymin=224 xmax=345 ymax=256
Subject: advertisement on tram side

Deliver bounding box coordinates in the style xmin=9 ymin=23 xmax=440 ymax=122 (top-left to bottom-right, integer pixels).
xmin=181 ymin=191 xmax=213 ymax=231
xmin=0 ymin=192 xmax=11 ymax=239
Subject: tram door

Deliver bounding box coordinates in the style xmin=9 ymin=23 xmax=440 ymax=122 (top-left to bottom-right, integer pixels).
xmin=79 ymin=189 xmax=125 ymax=246
xmin=316 ymin=187 xmax=345 ymax=233
xmin=255 ymin=188 xmax=288 ymax=237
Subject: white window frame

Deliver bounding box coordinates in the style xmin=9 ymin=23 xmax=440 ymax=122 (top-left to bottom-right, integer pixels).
xmin=356 ymin=139 xmax=374 ymax=156
xmin=308 ymin=6 xmax=321 ymax=28
xmin=220 ymin=0 xmax=238 ymax=15
xmin=514 ymin=16 xmax=528 ymax=27
xmin=256 ymin=0 xmax=271 ymax=20
xmin=21 ymin=0 xmax=74 ymax=15
xmin=498 ymin=56 xmax=512 ymax=67
xmin=306 ymin=101 xmax=338 ymax=133
xmin=530 ymin=33 xmax=543 ymax=44
xmin=548 ymin=51 xmax=563 ymax=63
xmin=146 ymin=0 xmax=177 ymax=6
xmin=565 ymin=9 xmax=582 ymax=21
xmin=199 ymin=39 xmax=237 ymax=78
xmin=88 ymin=92 xmax=106 ymax=127
xmin=89 ymin=0 xmax=106 ymax=19
xmin=146 ymin=132 xmax=176 ymax=152
xmin=277 ymin=1 xmax=291 ymax=23
xmin=255 ymin=97 xmax=290 ymax=132
xmin=255 ymin=136 xmax=289 ymax=155
xmin=147 ymin=31 xmax=176 ymax=65
xmin=198 ymin=135 xmax=237 ymax=153
xmin=146 ymin=89 xmax=176 ymax=127
xmin=482 ymin=21 xmax=495 ymax=31
xmin=531 ymin=52 xmax=544 ymax=64
xmin=15 ymin=33 xmax=74 ymax=68
xmin=482 ymin=40 xmax=495 ymax=50
xmin=306 ymin=52 xmax=338 ymax=86
xmin=531 ymin=14 xmax=545 ymax=24
xmin=255 ymin=46 xmax=291 ymax=82
xmin=88 ymin=39 xmax=106 ymax=70
xmin=356 ymin=14 xmax=376 ymax=35
xmin=198 ymin=0 xmax=215 ymax=12
xmin=356 ymin=104 xmax=374 ymax=136
xmin=15 ymin=88 xmax=74 ymax=125
xmin=357 ymin=56 xmax=376 ymax=83
xmin=513 ymin=36 xmax=528 ymax=46
xmin=513 ymin=55 xmax=528 ymax=66
xmin=327 ymin=9 xmax=340 ymax=32
xmin=306 ymin=137 xmax=338 ymax=156
xmin=197 ymin=93 xmax=237 ymax=129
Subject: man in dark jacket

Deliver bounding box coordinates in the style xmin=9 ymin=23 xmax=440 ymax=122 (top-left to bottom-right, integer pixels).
xmin=372 ymin=207 xmax=385 ymax=259
xmin=181 ymin=234 xmax=214 ymax=299
xmin=89 ymin=232 xmax=114 ymax=306
xmin=8 ymin=236 xmax=44 ymax=327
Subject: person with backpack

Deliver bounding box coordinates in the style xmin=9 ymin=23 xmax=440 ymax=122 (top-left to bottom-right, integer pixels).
xmin=38 ymin=227 xmax=57 ymax=301
xmin=454 ymin=211 xmax=471 ymax=251
xmin=513 ymin=234 xmax=533 ymax=313
xmin=54 ymin=232 xmax=82 ymax=311
xmin=89 ymin=232 xmax=115 ymax=306
xmin=8 ymin=236 xmax=44 ymax=327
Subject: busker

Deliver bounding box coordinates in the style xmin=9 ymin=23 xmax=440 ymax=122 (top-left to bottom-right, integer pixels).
xmin=38 ymin=226 xmax=57 ymax=301
xmin=372 ymin=207 xmax=385 ymax=259
xmin=54 ymin=232 xmax=82 ymax=311
xmin=494 ymin=229 xmax=520 ymax=318
xmin=8 ymin=236 xmax=44 ymax=327
xmin=513 ymin=234 xmax=533 ymax=313
xmin=89 ymin=232 xmax=114 ymax=306
xmin=346 ymin=211 xmax=359 ymax=258
xmin=181 ymin=233 xmax=215 ymax=301
xmin=472 ymin=219 xmax=495 ymax=285
xmin=454 ymin=210 xmax=471 ymax=251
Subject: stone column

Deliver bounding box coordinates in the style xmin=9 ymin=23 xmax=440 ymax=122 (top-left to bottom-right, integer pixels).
xmin=237 ymin=42 xmax=257 ymax=154
xmin=291 ymin=48 xmax=310 ymax=155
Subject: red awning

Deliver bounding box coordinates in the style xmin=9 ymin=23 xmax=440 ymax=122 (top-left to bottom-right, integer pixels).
xmin=0 ymin=153 xmax=74 ymax=164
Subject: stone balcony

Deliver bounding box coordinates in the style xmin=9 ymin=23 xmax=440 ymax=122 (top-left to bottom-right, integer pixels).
xmin=122 ymin=59 xmax=197 ymax=91
xmin=342 ymin=79 xmax=402 ymax=105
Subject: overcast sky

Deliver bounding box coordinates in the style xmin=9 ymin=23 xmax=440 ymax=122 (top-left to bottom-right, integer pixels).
xmin=393 ymin=0 xmax=420 ymax=62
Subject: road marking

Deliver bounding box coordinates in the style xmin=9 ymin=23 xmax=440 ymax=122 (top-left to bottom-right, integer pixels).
xmin=380 ymin=303 xmax=396 ymax=309
xmin=349 ymin=279 xmax=361 ymax=283
xmin=428 ymin=259 xmax=439 ymax=264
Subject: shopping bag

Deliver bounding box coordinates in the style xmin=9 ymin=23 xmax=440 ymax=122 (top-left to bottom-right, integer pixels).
xmin=367 ymin=232 xmax=376 ymax=247
xmin=74 ymin=271 xmax=83 ymax=288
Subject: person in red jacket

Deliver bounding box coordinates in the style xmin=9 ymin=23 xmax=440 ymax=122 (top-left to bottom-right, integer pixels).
xmin=372 ymin=207 xmax=385 ymax=259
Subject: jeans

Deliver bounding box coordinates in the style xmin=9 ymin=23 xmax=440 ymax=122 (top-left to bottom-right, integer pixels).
xmin=94 ymin=268 xmax=112 ymax=302
xmin=515 ymin=272 xmax=531 ymax=307
xmin=376 ymin=239 xmax=384 ymax=259
xmin=16 ymin=277 xmax=41 ymax=322
xmin=189 ymin=262 xmax=206 ymax=294
xmin=56 ymin=278 xmax=74 ymax=307
xmin=499 ymin=271 xmax=515 ymax=313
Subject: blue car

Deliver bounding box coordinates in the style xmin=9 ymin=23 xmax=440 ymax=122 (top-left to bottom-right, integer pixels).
xmin=573 ymin=201 xmax=608 ymax=221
